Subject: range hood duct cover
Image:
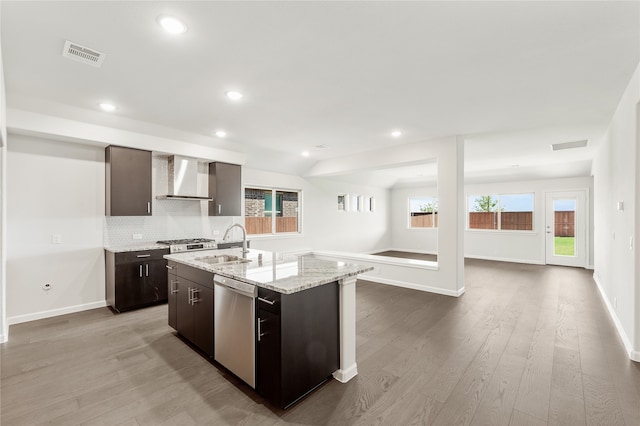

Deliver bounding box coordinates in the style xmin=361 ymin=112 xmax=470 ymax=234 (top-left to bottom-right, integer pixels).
xmin=157 ymin=155 xmax=212 ymax=201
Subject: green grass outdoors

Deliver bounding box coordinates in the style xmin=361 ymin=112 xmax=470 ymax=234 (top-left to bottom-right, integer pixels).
xmin=554 ymin=236 xmax=575 ymax=256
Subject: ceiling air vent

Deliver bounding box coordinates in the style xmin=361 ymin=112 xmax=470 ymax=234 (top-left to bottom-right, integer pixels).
xmin=551 ymin=139 xmax=589 ymax=151
xmin=62 ymin=40 xmax=106 ymax=68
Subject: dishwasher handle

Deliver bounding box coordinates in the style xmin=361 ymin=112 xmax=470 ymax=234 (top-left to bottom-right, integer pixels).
xmin=214 ymin=276 xmax=256 ymax=298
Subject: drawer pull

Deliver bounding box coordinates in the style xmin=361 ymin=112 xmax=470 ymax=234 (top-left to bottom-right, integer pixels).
xmin=166 ymin=265 xmax=175 ymax=270
xmin=258 ymin=297 xmax=276 ymax=306
xmin=136 ymin=254 xmax=151 ymax=258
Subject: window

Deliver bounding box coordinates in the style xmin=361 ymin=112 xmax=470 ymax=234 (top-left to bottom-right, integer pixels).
xmin=409 ymin=196 xmax=438 ymax=228
xmin=468 ymin=193 xmax=533 ymax=231
xmin=245 ymin=187 xmax=301 ymax=235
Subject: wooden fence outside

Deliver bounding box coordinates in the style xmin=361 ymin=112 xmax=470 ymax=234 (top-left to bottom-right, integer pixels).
xmin=245 ymin=217 xmax=298 ymax=235
xmin=410 ymin=212 xmax=438 ymax=228
xmin=468 ymin=211 xmax=574 ymax=235
xmin=469 ymin=211 xmax=532 ymax=231
xmin=554 ymin=211 xmax=575 ymax=237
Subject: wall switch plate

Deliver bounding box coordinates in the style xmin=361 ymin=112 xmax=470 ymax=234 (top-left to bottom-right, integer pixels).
xmin=614 ymin=297 xmax=617 ymax=309
xmin=51 ymin=234 xmax=62 ymax=244
xmin=630 ymin=236 xmax=634 ymax=251
xmin=213 ymin=230 xmax=220 ymax=236
xmin=132 ymin=234 xmax=143 ymax=240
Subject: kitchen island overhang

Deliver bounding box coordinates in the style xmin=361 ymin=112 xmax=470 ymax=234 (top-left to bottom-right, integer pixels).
xmin=164 ymin=248 xmax=373 ymax=399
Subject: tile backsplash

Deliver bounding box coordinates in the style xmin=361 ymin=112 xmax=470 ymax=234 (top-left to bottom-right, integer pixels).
xmin=103 ymin=215 xmax=236 ymax=246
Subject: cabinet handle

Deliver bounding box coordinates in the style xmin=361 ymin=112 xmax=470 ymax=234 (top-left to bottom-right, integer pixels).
xmin=139 ymin=265 xmax=143 ymax=278
xmin=145 ymin=264 xmax=149 ymax=277
xmin=258 ymin=297 xmax=276 ymax=306
xmin=137 ymin=254 xmax=151 ymax=258
xmin=166 ymin=265 xmax=174 ymax=270
xmin=258 ymin=318 xmax=266 ymax=342
xmin=218 ymin=204 xmax=221 ymax=215
xmin=187 ymin=287 xmax=192 ymax=304
xmin=147 ymin=202 xmax=151 ymax=214
xmin=192 ymin=289 xmax=200 ymax=304
xmin=170 ymin=280 xmax=179 ymax=294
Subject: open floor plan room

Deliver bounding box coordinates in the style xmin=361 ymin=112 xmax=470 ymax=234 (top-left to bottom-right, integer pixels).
xmin=2 ymin=259 xmax=638 ymax=425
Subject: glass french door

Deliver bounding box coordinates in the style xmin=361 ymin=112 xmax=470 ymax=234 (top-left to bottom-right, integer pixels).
xmin=545 ymin=191 xmax=586 ymax=267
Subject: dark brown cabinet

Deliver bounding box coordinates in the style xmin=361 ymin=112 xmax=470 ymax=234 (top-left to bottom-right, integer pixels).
xmin=168 ymin=264 xmax=215 ymax=357
xmin=167 ymin=261 xmax=178 ymax=330
xmin=209 ymin=162 xmax=241 ymax=216
xmin=105 ymin=249 xmax=169 ymax=313
xmin=256 ymin=283 xmax=339 ymax=409
xmin=106 ymin=145 xmax=152 ymax=216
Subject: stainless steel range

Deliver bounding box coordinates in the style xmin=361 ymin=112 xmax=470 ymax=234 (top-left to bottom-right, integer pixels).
xmin=157 ymin=238 xmax=217 ymax=253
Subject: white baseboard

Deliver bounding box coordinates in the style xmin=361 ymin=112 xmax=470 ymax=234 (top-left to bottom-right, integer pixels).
xmin=592 ymin=273 xmax=639 ymax=362
xmin=8 ymin=300 xmax=108 ymax=325
xmin=359 ymin=273 xmax=465 ymax=297
xmin=464 ymin=254 xmax=545 ymax=265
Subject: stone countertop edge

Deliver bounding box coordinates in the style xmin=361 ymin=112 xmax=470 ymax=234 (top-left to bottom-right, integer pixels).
xmin=164 ymin=248 xmax=373 ymax=294
xmin=104 ymin=240 xmax=248 ymax=254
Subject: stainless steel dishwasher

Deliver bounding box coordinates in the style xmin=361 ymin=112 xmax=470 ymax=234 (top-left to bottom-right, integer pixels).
xmin=214 ymin=275 xmax=257 ymax=388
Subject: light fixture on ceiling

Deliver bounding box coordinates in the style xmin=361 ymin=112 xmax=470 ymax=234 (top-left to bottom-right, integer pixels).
xmin=99 ymin=102 xmax=116 ymax=112
xmin=225 ymin=91 xmax=244 ymax=101
xmin=215 ymin=130 xmax=227 ymax=138
xmin=391 ymin=130 xmax=403 ymax=138
xmin=301 ymin=151 xmax=310 ymax=157
xmin=158 ymin=15 xmax=188 ymax=34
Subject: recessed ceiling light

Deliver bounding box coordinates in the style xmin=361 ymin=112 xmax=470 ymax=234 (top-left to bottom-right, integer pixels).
xmin=215 ymin=130 xmax=227 ymax=138
xmin=391 ymin=130 xmax=403 ymax=138
xmin=301 ymin=151 xmax=310 ymax=157
xmin=158 ymin=15 xmax=187 ymax=34
xmin=225 ymin=90 xmax=244 ymax=101
xmin=99 ymin=103 xmax=116 ymax=112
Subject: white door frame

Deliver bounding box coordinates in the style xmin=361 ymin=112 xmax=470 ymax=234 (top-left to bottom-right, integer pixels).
xmin=545 ymin=190 xmax=587 ymax=267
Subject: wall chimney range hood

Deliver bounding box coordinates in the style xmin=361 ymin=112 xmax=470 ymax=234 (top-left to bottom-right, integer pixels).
xmin=156 ymin=155 xmax=212 ymax=201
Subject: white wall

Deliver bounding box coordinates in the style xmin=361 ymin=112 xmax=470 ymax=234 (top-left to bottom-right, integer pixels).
xmin=243 ymin=168 xmax=391 ymax=253
xmin=0 ymin=3 xmax=8 ymax=342
xmin=6 ymin=134 xmax=106 ymax=323
xmin=390 ymin=176 xmax=593 ymax=266
xmin=592 ymin=63 xmax=640 ymax=361
xmin=465 ymin=177 xmax=593 ymax=265
xmin=390 ymin=185 xmax=438 ymax=253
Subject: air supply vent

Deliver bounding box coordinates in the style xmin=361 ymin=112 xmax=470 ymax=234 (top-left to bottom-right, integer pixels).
xmin=551 ymin=139 xmax=589 ymax=151
xmin=62 ymin=40 xmax=106 ymax=68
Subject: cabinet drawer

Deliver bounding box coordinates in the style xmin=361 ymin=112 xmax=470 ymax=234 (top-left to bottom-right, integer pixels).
xmin=258 ymin=287 xmax=281 ymax=314
xmin=116 ymin=249 xmax=169 ymax=264
xmin=177 ymin=264 xmax=215 ymax=290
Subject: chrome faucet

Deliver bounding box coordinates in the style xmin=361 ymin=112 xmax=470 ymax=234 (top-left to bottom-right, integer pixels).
xmin=223 ymin=223 xmax=249 ymax=257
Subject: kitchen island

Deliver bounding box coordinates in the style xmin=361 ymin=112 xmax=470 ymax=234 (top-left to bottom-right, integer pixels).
xmin=164 ymin=248 xmax=372 ymax=409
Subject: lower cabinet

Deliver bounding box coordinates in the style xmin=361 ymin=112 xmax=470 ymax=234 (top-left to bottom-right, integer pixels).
xmin=256 ymin=282 xmax=339 ymax=409
xmin=167 ymin=263 xmax=214 ymax=357
xmin=105 ymin=249 xmax=169 ymax=313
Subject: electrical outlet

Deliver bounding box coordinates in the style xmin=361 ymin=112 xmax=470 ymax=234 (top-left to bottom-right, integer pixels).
xmin=51 ymin=234 xmax=62 ymax=244
xmin=213 ymin=230 xmax=220 ymax=236
xmin=630 ymin=236 xmax=634 ymax=251
xmin=132 ymin=234 xmax=143 ymax=240
xmin=614 ymin=297 xmax=617 ymax=309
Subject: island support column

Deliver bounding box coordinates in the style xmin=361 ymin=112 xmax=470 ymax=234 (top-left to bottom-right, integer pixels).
xmin=333 ymin=275 xmax=357 ymax=382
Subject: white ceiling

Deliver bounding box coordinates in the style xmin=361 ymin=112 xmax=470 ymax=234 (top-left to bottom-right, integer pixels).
xmin=2 ymin=1 xmax=639 ymax=186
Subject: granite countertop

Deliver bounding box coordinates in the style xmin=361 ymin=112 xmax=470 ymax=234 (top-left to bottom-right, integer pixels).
xmin=165 ymin=248 xmax=373 ymax=294
xmin=104 ymin=240 xmax=248 ymax=254
xmin=104 ymin=243 xmax=169 ymax=253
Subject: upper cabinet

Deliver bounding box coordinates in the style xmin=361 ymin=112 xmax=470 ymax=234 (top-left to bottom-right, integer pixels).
xmin=105 ymin=146 xmax=152 ymax=216
xmin=209 ymin=162 xmax=241 ymax=216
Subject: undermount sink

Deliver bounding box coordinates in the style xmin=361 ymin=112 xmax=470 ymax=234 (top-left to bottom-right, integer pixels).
xmin=196 ymin=254 xmax=251 ymax=265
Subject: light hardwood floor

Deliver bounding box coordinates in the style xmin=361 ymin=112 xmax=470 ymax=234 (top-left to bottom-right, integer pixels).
xmin=2 ymin=258 xmax=639 ymax=425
